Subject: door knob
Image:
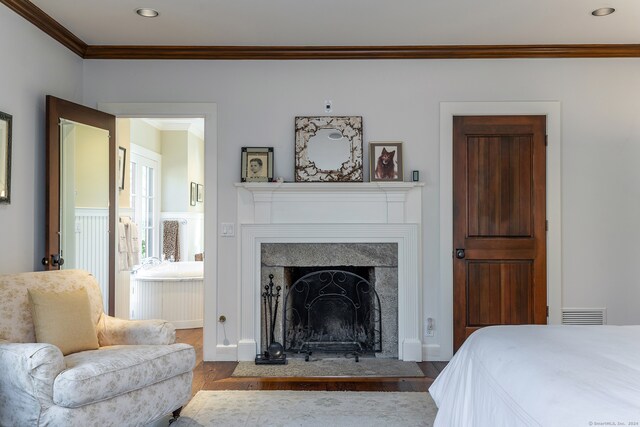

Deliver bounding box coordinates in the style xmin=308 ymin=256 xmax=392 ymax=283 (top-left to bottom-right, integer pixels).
xmin=455 ymin=249 xmax=465 ymax=259
xmin=41 ymin=257 xmax=49 ymax=266
xmin=51 ymin=254 xmax=64 ymax=267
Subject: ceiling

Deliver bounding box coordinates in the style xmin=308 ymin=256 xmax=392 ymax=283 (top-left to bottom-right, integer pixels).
xmin=26 ymin=0 xmax=640 ymax=46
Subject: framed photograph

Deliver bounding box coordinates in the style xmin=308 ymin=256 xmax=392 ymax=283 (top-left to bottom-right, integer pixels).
xmin=241 ymin=147 xmax=273 ymax=182
xmin=197 ymin=184 xmax=204 ymax=202
xmin=190 ymin=182 xmax=197 ymax=206
xmin=118 ymin=146 xmax=127 ymax=190
xmin=0 ymin=111 xmax=12 ymax=204
xmin=370 ymin=142 xmax=403 ymax=182
xmin=295 ymin=116 xmax=363 ymax=182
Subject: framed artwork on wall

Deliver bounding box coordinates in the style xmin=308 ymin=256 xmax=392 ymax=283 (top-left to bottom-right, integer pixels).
xmin=118 ymin=146 xmax=126 ymax=190
xmin=190 ymin=182 xmax=197 ymax=206
xmin=295 ymin=116 xmax=363 ymax=182
xmin=370 ymin=142 xmax=403 ymax=182
xmin=197 ymin=184 xmax=204 ymax=202
xmin=241 ymin=147 xmax=273 ymax=182
xmin=0 ymin=111 xmax=12 ymax=203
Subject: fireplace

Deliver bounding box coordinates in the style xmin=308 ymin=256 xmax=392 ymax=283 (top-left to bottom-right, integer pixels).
xmin=283 ymin=267 xmax=382 ymax=356
xmin=261 ymin=243 xmax=398 ymax=358
xmin=235 ymin=182 xmax=423 ymax=362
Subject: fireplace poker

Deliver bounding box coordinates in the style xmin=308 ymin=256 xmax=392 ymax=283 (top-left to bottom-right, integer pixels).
xmin=262 ymin=290 xmax=269 ymax=352
xmin=270 ymin=285 xmax=282 ymax=343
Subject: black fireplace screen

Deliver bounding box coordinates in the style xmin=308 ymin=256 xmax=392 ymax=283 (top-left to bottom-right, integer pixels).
xmin=283 ymin=269 xmax=382 ymax=355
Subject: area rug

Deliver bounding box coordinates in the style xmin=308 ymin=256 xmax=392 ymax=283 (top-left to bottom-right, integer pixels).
xmin=174 ymin=391 xmax=437 ymax=427
xmin=231 ymin=358 xmax=425 ymax=377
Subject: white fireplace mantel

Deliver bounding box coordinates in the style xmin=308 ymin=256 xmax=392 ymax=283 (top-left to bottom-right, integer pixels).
xmin=234 ymin=182 xmax=424 ymax=361
xmin=236 ymin=182 xmax=423 ymax=224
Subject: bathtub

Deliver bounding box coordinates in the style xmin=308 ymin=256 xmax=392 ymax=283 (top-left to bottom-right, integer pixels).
xmin=130 ymin=261 xmax=203 ymax=329
xmin=134 ymin=261 xmax=203 ymax=280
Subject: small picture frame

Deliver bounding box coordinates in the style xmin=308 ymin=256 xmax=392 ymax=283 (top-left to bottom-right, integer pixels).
xmin=370 ymin=142 xmax=403 ymax=182
xmin=241 ymin=147 xmax=273 ymax=182
xmin=190 ymin=182 xmax=197 ymax=206
xmin=118 ymin=146 xmax=127 ymax=190
xmin=197 ymin=184 xmax=204 ymax=202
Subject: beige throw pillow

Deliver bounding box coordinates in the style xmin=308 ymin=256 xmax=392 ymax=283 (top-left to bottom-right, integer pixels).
xmin=28 ymin=288 xmax=99 ymax=355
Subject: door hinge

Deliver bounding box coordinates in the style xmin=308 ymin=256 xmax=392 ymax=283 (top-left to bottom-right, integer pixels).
xmin=545 ymin=135 xmax=548 ymax=146
xmin=545 ymin=220 xmax=549 ymax=231
xmin=546 ymin=306 xmax=549 ymax=317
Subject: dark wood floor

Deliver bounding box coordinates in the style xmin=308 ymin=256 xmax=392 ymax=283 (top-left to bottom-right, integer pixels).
xmin=175 ymin=328 xmax=447 ymax=397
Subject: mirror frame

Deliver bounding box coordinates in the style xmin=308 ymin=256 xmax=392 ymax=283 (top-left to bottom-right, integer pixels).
xmin=295 ymin=116 xmax=363 ymax=182
xmin=0 ymin=111 xmax=12 ymax=204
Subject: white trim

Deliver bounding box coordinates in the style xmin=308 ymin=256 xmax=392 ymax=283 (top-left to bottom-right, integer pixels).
xmin=439 ymin=101 xmax=562 ymax=361
xmin=238 ymin=223 xmax=422 ymax=361
xmin=98 ymin=102 xmax=218 ymax=361
xmin=130 ymin=143 xmax=162 ymax=163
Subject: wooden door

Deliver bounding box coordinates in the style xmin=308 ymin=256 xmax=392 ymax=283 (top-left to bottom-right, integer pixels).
xmin=453 ymin=115 xmax=547 ymax=351
xmin=45 ymin=96 xmax=116 ymax=315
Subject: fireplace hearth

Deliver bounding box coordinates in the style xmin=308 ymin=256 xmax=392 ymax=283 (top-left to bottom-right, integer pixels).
xmin=283 ymin=268 xmax=382 ymax=359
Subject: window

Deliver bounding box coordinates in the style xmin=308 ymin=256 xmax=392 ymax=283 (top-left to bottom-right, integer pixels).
xmin=129 ymin=145 xmax=161 ymax=261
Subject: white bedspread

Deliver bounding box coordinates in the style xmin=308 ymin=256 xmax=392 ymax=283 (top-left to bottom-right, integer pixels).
xmin=429 ymin=325 xmax=640 ymax=427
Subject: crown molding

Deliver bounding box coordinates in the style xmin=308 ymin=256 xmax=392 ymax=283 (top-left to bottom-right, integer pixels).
xmin=0 ymin=0 xmax=86 ymax=57
xmin=4 ymin=0 xmax=640 ymax=60
xmin=83 ymin=44 xmax=640 ymax=60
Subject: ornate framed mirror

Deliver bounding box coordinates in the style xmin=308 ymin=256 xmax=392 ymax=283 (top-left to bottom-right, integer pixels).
xmin=295 ymin=116 xmax=363 ymax=182
xmin=0 ymin=111 xmax=12 ymax=204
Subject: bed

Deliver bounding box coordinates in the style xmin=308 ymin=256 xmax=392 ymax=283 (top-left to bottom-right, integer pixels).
xmin=429 ymin=325 xmax=640 ymax=426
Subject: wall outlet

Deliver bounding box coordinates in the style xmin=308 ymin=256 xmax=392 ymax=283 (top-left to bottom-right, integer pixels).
xmin=425 ymin=317 xmax=435 ymax=337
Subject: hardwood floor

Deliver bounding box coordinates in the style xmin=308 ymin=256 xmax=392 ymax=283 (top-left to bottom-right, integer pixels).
xmin=175 ymin=328 xmax=447 ymax=397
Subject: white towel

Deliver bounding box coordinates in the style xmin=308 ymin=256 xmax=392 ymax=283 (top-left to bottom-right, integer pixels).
xmin=118 ymin=223 xmax=129 ymax=271
xmin=127 ymin=222 xmax=141 ymax=267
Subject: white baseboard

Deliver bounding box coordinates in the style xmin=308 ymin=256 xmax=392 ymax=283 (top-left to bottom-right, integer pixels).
xmin=213 ymin=344 xmax=238 ymax=361
xmin=173 ymin=320 xmax=203 ymax=329
xmin=422 ymin=344 xmax=450 ymax=362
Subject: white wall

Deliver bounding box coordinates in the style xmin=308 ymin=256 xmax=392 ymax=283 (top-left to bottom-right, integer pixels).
xmin=80 ymin=58 xmax=640 ymax=360
xmin=161 ymin=130 xmax=188 ymax=212
xmin=0 ymin=6 xmax=83 ymax=273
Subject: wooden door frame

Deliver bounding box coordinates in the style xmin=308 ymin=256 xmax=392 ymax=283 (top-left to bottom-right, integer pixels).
xmin=434 ymin=101 xmax=562 ymax=361
xmin=45 ymin=96 xmax=117 ymax=315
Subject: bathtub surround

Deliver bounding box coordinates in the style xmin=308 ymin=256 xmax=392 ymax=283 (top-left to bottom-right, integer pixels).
xmin=130 ymin=261 xmax=204 ymax=328
xmin=235 ymin=182 xmax=423 ymax=362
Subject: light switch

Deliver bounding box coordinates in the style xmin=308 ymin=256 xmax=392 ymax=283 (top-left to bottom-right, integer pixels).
xmin=220 ymin=223 xmax=235 ymax=237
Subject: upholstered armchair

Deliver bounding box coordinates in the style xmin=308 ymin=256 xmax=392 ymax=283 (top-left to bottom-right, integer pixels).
xmin=0 ymin=270 xmax=196 ymax=427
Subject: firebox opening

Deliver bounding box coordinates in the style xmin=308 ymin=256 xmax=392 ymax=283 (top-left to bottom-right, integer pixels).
xmin=283 ymin=267 xmax=382 ymax=357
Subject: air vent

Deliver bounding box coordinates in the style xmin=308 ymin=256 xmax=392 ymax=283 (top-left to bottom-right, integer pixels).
xmin=561 ymin=308 xmax=606 ymax=325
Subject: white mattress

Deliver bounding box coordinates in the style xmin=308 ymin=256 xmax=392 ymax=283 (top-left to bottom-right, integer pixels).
xmin=429 ymin=325 xmax=640 ymax=426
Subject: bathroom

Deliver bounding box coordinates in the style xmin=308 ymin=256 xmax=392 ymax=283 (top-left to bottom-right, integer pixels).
xmin=118 ymin=117 xmax=205 ymax=328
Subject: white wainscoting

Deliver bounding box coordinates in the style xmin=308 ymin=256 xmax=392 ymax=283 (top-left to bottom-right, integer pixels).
xmin=130 ymin=278 xmax=204 ymax=329
xmin=75 ymin=208 xmax=109 ymax=313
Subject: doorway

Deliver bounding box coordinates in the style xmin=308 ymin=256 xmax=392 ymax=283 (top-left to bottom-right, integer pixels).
xmin=452 ymin=115 xmax=547 ymax=351
xmin=98 ymin=102 xmax=218 ymax=361
xmin=117 ymin=118 xmax=205 ymax=328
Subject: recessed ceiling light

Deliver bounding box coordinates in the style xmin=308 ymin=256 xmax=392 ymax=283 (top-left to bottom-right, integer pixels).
xmin=592 ymin=7 xmax=615 ymax=16
xmin=136 ymin=8 xmax=159 ymax=18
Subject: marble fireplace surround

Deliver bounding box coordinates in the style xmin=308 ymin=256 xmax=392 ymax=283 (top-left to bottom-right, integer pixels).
xmin=261 ymin=243 xmax=399 ymax=358
xmin=235 ymin=182 xmax=423 ymax=361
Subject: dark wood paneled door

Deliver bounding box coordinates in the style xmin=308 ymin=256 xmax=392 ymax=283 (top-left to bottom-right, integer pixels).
xmin=453 ymin=115 xmax=547 ymax=351
xmin=45 ymin=96 xmax=116 ymax=315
